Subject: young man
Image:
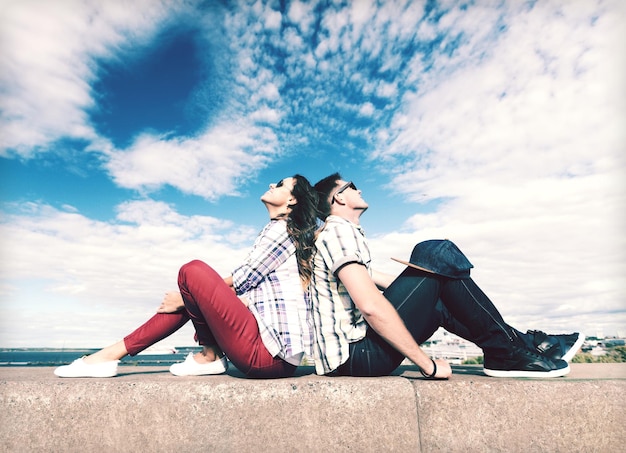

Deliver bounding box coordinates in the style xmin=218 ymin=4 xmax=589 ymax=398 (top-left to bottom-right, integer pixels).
xmin=310 ymin=173 xmax=583 ymax=378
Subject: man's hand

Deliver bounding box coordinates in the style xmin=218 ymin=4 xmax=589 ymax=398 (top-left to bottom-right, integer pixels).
xmin=433 ymin=358 xmax=452 ymax=379
xmin=157 ymin=291 xmax=185 ymax=313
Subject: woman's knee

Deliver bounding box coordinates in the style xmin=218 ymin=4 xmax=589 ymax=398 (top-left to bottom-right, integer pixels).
xmin=179 ymin=260 xmax=218 ymax=282
xmin=180 ymin=259 xmax=207 ymax=273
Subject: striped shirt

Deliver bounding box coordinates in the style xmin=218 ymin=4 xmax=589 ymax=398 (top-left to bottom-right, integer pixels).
xmin=310 ymin=215 xmax=372 ymax=374
xmin=232 ymin=219 xmax=313 ymax=366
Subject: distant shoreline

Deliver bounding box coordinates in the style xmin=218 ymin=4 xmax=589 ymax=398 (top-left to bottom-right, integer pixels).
xmin=0 ymin=347 xmax=202 ymax=367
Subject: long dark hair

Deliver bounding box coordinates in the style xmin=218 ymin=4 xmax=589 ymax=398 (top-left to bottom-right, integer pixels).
xmin=313 ymin=172 xmax=341 ymax=221
xmin=287 ymin=174 xmax=319 ymax=287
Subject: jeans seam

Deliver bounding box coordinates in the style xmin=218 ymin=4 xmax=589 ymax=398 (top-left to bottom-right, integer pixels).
xmin=394 ymin=277 xmax=428 ymax=312
xmin=460 ymin=280 xmax=513 ymax=342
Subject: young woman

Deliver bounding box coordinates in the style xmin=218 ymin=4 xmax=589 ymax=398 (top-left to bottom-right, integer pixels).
xmin=54 ymin=175 xmax=318 ymax=379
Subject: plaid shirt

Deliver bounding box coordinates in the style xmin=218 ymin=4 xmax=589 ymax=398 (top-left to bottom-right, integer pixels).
xmin=232 ymin=219 xmax=313 ymax=365
xmin=310 ymin=215 xmax=371 ymax=374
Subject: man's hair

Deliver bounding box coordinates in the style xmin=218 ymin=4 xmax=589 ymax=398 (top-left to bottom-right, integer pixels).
xmin=314 ymin=172 xmax=342 ymax=221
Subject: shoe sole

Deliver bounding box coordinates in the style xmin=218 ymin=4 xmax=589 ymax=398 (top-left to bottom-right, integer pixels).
xmin=483 ymin=363 xmax=570 ymax=378
xmin=561 ymin=333 xmax=585 ymax=362
xmin=54 ymin=359 xmax=119 ymax=378
xmin=169 ymin=369 xmax=227 ymax=376
xmin=169 ymin=359 xmax=228 ymax=376
xmin=54 ymin=369 xmax=118 ymax=378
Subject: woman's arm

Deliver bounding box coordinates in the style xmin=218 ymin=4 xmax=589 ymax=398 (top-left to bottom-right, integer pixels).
xmin=157 ymin=291 xmax=185 ymax=313
xmin=232 ymin=221 xmax=294 ymax=294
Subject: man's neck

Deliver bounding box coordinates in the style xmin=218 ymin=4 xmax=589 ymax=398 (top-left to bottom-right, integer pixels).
xmin=331 ymin=208 xmax=365 ymax=225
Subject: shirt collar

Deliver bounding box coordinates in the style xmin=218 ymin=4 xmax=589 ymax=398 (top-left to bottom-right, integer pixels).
xmin=325 ymin=215 xmax=366 ymax=235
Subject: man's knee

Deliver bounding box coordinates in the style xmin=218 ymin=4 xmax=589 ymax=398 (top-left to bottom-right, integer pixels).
xmin=406 ymin=239 xmax=474 ymax=279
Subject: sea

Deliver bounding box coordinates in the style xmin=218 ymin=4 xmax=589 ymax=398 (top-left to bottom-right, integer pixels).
xmin=0 ymin=347 xmax=202 ymax=367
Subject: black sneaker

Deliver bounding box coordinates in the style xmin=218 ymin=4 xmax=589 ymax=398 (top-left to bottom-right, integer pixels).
xmin=483 ymin=346 xmax=570 ymax=378
xmin=524 ymin=330 xmax=584 ymax=362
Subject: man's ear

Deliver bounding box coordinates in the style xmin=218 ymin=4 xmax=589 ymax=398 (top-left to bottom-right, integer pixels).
xmin=333 ymin=194 xmax=346 ymax=205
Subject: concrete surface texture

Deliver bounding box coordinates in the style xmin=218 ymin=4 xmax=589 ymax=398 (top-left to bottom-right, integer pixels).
xmin=1 ymin=363 xmax=624 ymax=453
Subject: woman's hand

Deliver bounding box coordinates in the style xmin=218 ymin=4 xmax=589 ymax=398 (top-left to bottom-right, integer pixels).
xmin=223 ymin=275 xmax=236 ymax=293
xmin=157 ymin=291 xmax=184 ymax=313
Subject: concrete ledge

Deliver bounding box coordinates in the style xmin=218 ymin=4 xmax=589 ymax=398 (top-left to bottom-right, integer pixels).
xmin=1 ymin=364 xmax=624 ymax=453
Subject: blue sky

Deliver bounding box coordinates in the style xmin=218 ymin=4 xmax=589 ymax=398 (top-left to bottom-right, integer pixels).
xmin=1 ymin=0 xmax=624 ymax=349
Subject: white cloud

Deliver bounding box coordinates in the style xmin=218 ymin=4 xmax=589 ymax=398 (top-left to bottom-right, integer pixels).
xmin=359 ymin=102 xmax=375 ymax=117
xmin=287 ymin=0 xmax=316 ymax=35
xmin=366 ymin=0 xmax=626 ymax=337
xmin=0 ymin=0 xmax=290 ymax=201
xmin=104 ymin=121 xmax=277 ymax=200
xmin=371 ymin=0 xmax=624 ymax=206
xmin=263 ymin=6 xmax=282 ymax=30
xmin=376 ymin=81 xmax=399 ymax=99
xmin=0 ymin=200 xmax=255 ymax=347
xmin=367 ymin=172 xmax=626 ymax=336
xmin=0 ymin=0 xmax=188 ymax=157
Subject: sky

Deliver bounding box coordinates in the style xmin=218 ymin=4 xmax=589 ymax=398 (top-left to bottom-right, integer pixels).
xmin=0 ymin=0 xmax=624 ymax=350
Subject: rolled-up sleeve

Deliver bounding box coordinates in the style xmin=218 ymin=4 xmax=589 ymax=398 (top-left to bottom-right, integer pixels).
xmin=318 ymin=222 xmax=371 ymax=275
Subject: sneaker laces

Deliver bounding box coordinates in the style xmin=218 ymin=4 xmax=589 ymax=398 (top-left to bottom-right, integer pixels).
xmin=512 ymin=343 xmax=554 ymax=363
xmin=527 ymin=330 xmax=563 ymax=351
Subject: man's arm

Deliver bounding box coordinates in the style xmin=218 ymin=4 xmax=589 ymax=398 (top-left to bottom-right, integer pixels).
xmin=338 ymin=263 xmax=451 ymax=378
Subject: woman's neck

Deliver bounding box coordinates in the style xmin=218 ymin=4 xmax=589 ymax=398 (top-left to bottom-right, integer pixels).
xmin=265 ymin=204 xmax=290 ymax=221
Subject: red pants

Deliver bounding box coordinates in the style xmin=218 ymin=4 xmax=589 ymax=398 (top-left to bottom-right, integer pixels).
xmin=123 ymin=311 xmax=190 ymax=356
xmin=124 ymin=260 xmax=296 ymax=378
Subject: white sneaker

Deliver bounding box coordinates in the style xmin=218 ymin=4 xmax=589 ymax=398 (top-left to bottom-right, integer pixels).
xmin=54 ymin=357 xmax=119 ymax=378
xmin=169 ymin=352 xmax=228 ymax=376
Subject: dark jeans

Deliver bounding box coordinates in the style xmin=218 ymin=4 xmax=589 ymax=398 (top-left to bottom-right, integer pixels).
xmin=336 ymin=246 xmax=519 ymax=377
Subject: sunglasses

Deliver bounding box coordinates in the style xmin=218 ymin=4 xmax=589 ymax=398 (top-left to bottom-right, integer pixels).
xmin=331 ymin=181 xmax=357 ymax=204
